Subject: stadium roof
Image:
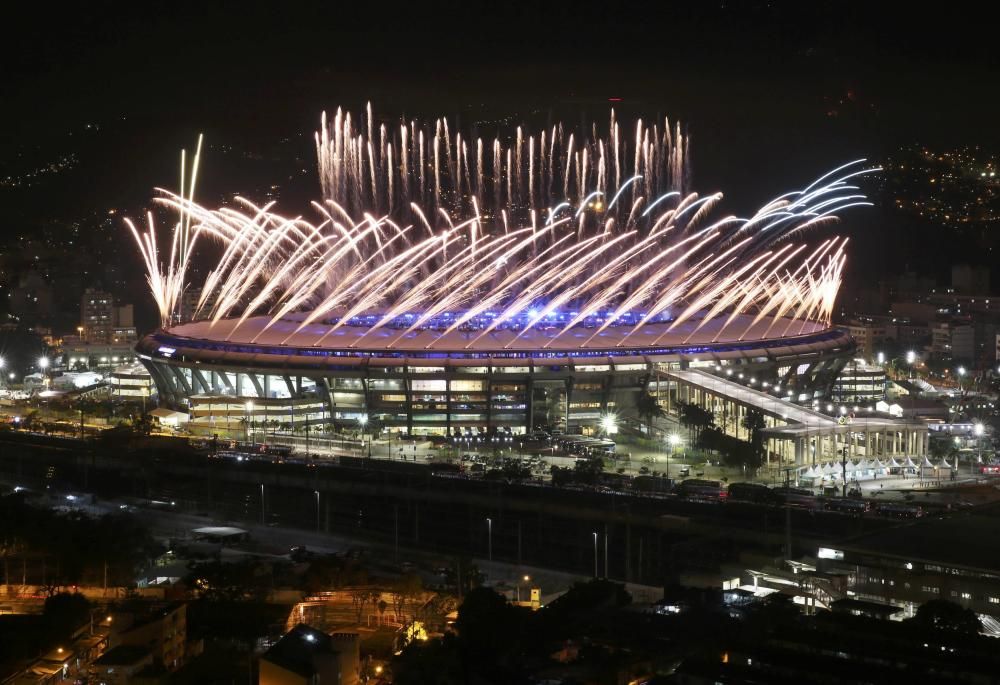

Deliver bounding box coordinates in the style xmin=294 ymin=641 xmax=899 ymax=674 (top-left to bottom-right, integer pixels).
xmin=164 ymin=313 xmax=828 ymax=353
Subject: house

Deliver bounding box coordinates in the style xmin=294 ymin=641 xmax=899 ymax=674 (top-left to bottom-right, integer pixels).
xmin=259 ymin=624 xmax=359 ymax=685
xmin=91 ymin=645 xmax=154 ymax=685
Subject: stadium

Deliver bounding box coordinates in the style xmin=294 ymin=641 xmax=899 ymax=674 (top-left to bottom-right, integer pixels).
xmin=133 ymin=107 xmax=866 ymax=439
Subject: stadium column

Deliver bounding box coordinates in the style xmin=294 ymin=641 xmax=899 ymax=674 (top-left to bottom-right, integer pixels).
xmin=319 ymin=377 xmax=335 ymax=432
xmin=445 ymin=374 xmax=452 ymax=437
xmin=564 ymin=378 xmax=573 ymax=435
xmin=403 ymin=367 xmax=414 ymax=436
xmin=523 ymin=372 xmax=531 ymax=433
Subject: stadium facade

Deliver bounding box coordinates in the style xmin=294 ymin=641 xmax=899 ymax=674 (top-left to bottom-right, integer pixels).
xmin=137 ymin=312 xmax=855 ymax=437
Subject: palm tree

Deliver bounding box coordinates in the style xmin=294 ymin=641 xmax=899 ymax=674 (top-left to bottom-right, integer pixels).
xmin=741 ymin=410 xmax=767 ymax=471
xmin=635 ymin=391 xmax=666 ymax=434
xmin=678 ymin=402 xmax=714 ymax=443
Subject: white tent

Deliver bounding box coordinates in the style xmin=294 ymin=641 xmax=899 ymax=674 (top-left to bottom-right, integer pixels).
xmin=873 ymin=459 xmax=885 ymax=470
xmin=822 ymin=462 xmax=836 ymax=475
xmin=904 ymin=457 xmax=917 ymax=469
xmin=889 ymin=458 xmax=901 ymax=468
xmin=802 ymin=465 xmax=818 ymax=479
xmin=940 ymin=459 xmax=952 ymax=469
xmin=922 ymin=457 xmax=935 ymax=469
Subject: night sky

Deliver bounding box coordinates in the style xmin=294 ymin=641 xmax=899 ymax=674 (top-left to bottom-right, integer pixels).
xmin=4 ymin=1 xmax=998 ymax=327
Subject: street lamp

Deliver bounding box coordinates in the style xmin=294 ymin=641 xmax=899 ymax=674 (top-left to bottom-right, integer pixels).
xmin=667 ymin=433 xmax=681 ymax=478
xmin=314 ymin=490 xmax=321 ymax=532
xmin=975 ymin=423 xmax=984 ymax=465
xmin=486 ymin=517 xmax=493 ymax=562
xmin=38 ymin=356 xmax=50 ymax=389
xmin=600 ymin=413 xmax=617 ymax=436
xmin=592 ymin=531 xmax=599 ymax=578
xmin=517 ymin=574 xmax=531 ymax=602
xmin=358 ymin=414 xmax=370 ymax=458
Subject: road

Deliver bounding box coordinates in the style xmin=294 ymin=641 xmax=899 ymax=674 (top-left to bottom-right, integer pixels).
xmin=19 ymin=487 xmax=594 ymax=602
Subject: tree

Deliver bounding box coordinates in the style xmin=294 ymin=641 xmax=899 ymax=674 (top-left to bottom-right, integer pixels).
xmin=350 ymin=587 xmax=371 ymax=623
xmin=928 ymin=436 xmax=958 ymax=461
xmin=573 ymin=456 xmax=605 ymax=484
xmin=132 ymin=413 xmax=153 ymax=436
xmin=453 ymin=587 xmax=524 ymax=667
xmin=741 ymin=410 xmax=767 ymax=471
xmin=909 ymin=599 xmax=982 ymax=635
xmin=391 ymin=572 xmax=423 ymax=621
xmin=43 ymin=592 xmax=90 ymax=632
xmin=635 ymin=391 xmax=666 ymax=433
xmin=678 ymin=401 xmax=714 ymax=442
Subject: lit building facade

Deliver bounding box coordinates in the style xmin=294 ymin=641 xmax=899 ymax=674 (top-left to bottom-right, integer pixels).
xmin=137 ymin=316 xmax=855 ymax=437
xmin=831 ymin=359 xmax=887 ymax=405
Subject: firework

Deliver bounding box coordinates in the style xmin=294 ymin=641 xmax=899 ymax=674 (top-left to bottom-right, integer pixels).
xmin=128 ymin=107 xmax=874 ymax=351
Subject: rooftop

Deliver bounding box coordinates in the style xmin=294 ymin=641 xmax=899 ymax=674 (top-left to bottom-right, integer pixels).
xmin=262 ymin=624 xmax=340 ymax=678
xmin=93 ymin=644 xmax=152 ymax=666
xmin=163 ymin=312 xmax=827 ymax=353
xmin=838 ymin=502 xmax=1000 ymax=575
xmin=668 ymin=368 xmax=925 ymax=437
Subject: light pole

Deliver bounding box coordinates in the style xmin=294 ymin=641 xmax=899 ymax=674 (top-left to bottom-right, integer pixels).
xmin=358 ymin=414 xmax=370 ymax=458
xmin=314 ymin=490 xmax=321 ymax=532
xmin=975 ymin=423 xmax=984 ymax=466
xmin=600 ymin=413 xmax=617 ymax=438
xmin=517 ymin=574 xmax=530 ymax=603
xmin=906 ymin=350 xmax=916 ymax=379
xmin=38 ymin=356 xmax=50 ymax=389
xmin=486 ymin=517 xmax=493 ymax=562
xmin=667 ymin=433 xmax=681 ymax=478
xmin=958 ymin=366 xmax=967 ymax=393
xmin=592 ymin=531 xmax=599 ymax=578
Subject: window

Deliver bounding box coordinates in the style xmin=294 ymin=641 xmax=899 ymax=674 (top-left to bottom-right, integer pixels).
xmin=921 ymin=586 xmax=940 ymax=594
xmin=961 ymin=592 xmax=971 ymax=600
xmin=615 ymin=363 xmax=646 ymax=371
xmin=411 ymin=379 xmax=446 ymax=392
xmin=988 ymin=597 xmax=999 ymax=604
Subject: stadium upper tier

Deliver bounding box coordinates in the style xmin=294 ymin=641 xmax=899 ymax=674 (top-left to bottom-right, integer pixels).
xmin=139 ymin=313 xmax=849 ymax=366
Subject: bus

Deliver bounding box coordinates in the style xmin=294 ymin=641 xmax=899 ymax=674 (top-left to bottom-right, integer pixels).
xmin=773 ymin=487 xmax=823 ymax=510
xmin=826 ymin=498 xmax=871 ymax=514
xmin=727 ymin=482 xmax=777 ymax=505
xmin=877 ymin=502 xmax=924 ymax=519
xmin=677 ymin=478 xmax=727 ymax=501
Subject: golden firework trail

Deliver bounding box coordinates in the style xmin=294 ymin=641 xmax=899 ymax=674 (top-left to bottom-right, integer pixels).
xmin=127 ymin=107 xmax=875 ymax=349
